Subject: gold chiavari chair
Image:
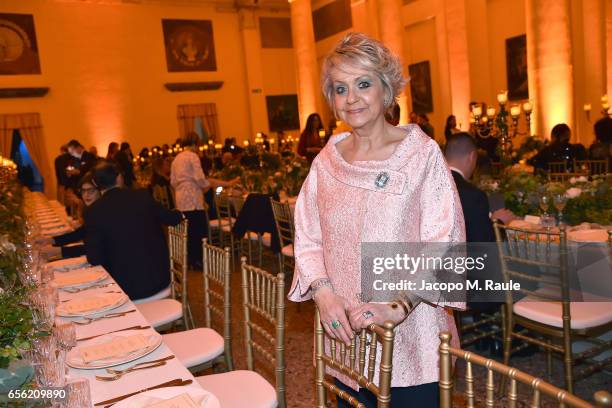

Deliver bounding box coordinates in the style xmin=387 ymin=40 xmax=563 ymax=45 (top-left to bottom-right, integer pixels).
xmin=493 ymin=222 xmax=612 ymax=393
xmin=231 ymin=195 xmax=271 ymax=267
xmin=314 ymin=309 xmax=395 ymax=408
xmin=196 ymin=257 xmax=286 ymax=407
xmin=212 ymin=193 xmax=238 ymax=263
xmin=574 ymin=159 xmax=609 ymax=175
xmin=549 ymin=172 xmax=590 ymax=182
xmin=152 ymin=184 xmax=172 ymax=209
xmin=270 ymin=199 xmax=295 ymax=276
xmin=162 ymin=239 xmax=232 ymax=372
xmin=439 ymin=332 xmax=612 ymax=408
xmin=168 ymin=219 xmax=194 ymax=329
xmin=548 ymin=161 xmax=568 ymax=174
xmin=454 ymin=307 xmax=502 ymax=349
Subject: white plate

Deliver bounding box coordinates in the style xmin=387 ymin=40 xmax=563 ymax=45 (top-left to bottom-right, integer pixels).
xmin=57 ymin=293 xmax=128 ymax=317
xmin=52 ymin=266 xmax=108 ymax=289
xmin=46 ymin=256 xmax=89 ymax=272
xmin=112 ymin=386 xmax=220 ymax=408
xmin=66 ymin=330 xmax=162 ymax=369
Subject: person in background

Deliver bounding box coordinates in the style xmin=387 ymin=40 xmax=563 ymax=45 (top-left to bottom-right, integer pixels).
xmin=85 ymin=161 xmax=182 ymax=301
xmin=444 ymin=115 xmax=461 ymax=140
xmin=114 ymin=142 xmax=135 ymax=187
xmin=65 ymin=139 xmax=97 ymax=194
xmin=297 ymin=113 xmax=325 ymax=162
xmin=408 ymin=111 xmax=418 ymax=123
xmin=150 ymin=156 xmax=175 ymax=209
xmin=588 ymin=117 xmax=612 ymax=163
xmin=529 ymin=123 xmax=587 ymax=173
xmin=88 ymin=146 xmax=99 ymax=159
xmin=417 ymin=113 xmax=435 ymax=139
xmin=171 ymin=131 xmax=238 ymax=268
xmin=106 ymin=142 xmax=119 ymax=161
xmin=54 ymin=144 xmax=70 ymax=203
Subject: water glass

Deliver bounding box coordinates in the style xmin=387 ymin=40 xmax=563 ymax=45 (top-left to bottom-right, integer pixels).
xmin=554 ymin=193 xmax=568 ymax=225
xmin=54 ymin=321 xmax=76 ymax=351
xmin=64 ymin=378 xmax=92 ymax=408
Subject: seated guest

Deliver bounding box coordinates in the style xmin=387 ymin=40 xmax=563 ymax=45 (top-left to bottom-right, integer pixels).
xmin=445 ymin=132 xmax=516 ymax=241
xmin=85 ymin=161 xmax=183 ymax=300
xmin=530 ymin=123 xmax=587 ymax=172
xmin=589 ymin=117 xmax=612 ymax=162
xmin=52 ymin=173 xmax=101 ymax=258
xmin=149 ymin=156 xmax=175 ymax=209
xmin=114 ymin=142 xmax=135 ymax=187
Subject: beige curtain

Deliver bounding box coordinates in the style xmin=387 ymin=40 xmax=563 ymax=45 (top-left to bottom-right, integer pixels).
xmin=0 ymin=127 xmax=11 ymax=157
xmin=177 ymin=103 xmax=219 ymax=141
xmin=0 ymin=113 xmax=54 ymax=196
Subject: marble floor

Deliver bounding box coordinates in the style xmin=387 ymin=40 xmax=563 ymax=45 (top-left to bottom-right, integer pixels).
xmin=185 ymin=255 xmax=611 ymax=407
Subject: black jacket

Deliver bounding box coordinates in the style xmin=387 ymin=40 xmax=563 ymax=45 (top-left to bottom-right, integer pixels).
xmin=451 ymin=170 xmax=495 ymax=243
xmin=65 ymin=151 xmax=98 ymax=191
xmin=84 ymin=188 xmax=182 ymax=300
xmin=115 ymin=150 xmax=135 ymax=187
xmin=54 ymin=153 xmax=71 ymax=187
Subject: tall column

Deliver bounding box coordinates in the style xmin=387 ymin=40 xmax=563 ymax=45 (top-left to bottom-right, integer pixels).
xmin=607 ymin=0 xmax=612 ymax=98
xmin=289 ymin=0 xmax=320 ymax=129
xmin=526 ymin=0 xmax=574 ymax=140
xmin=444 ymin=0 xmax=471 ymax=133
xmin=377 ymin=0 xmax=410 ymax=124
xmin=239 ymin=9 xmax=264 ymax=140
xmin=580 ymin=0 xmax=606 ymax=144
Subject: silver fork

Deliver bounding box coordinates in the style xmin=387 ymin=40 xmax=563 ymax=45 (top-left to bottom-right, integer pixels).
xmin=72 ymin=309 xmax=136 ymax=325
xmin=95 ymin=361 xmax=167 ymax=381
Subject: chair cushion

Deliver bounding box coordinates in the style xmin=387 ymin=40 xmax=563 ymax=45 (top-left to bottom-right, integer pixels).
xmin=514 ymin=299 xmax=612 ymax=330
xmin=132 ymin=286 xmax=172 ymax=305
xmin=281 ymin=244 xmax=293 ymax=257
xmin=162 ymin=328 xmax=224 ymax=368
xmin=136 ymin=298 xmax=183 ymax=328
xmin=197 ymin=370 xmax=277 ymax=408
xmin=209 ymin=218 xmax=235 ymax=229
xmin=247 ymin=232 xmax=272 ymax=247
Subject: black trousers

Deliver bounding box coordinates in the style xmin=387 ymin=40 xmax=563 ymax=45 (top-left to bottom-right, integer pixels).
xmin=183 ymin=210 xmax=209 ymax=268
xmin=335 ymin=379 xmax=439 ymax=408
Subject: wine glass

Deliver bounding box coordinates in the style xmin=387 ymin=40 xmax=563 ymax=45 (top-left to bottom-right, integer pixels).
xmin=554 ymin=193 xmax=568 ymax=226
xmin=539 ymin=194 xmax=554 ymax=228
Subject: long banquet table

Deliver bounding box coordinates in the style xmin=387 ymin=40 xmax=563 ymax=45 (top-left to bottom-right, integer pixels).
xmin=26 ymin=191 xmax=210 ymax=406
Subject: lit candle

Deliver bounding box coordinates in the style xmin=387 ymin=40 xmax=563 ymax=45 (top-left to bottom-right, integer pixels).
xmin=335 ymin=120 xmax=341 ymax=128
xmin=522 ymin=101 xmax=532 ymax=113
xmin=256 ymin=132 xmax=262 ymax=138
xmin=510 ymin=105 xmax=521 ymax=117
xmin=269 ymin=138 xmax=275 ymax=144
xmin=603 ymin=102 xmax=610 ymax=111
xmin=584 ymin=104 xmax=592 ymax=112
xmin=497 ymin=91 xmax=508 ymax=104
xmin=319 ymin=130 xmax=326 ymax=138
xmin=602 ymin=95 xmax=608 ymax=103
xmin=469 ymin=117 xmax=475 ymax=124
xmin=167 ymin=149 xmax=173 ymax=154
xmin=243 ymin=141 xmax=249 ymax=146
xmin=203 ymin=145 xmax=209 ymax=150
xmin=472 ymin=105 xmax=482 ymax=117
xmin=199 ymin=146 xmax=204 ymax=151
xmin=148 ymin=151 xmax=153 ymax=157
xmin=215 ymin=144 xmax=222 ymax=149
xmin=486 ymin=107 xmax=496 ymax=117
xmin=140 ymin=157 xmax=145 ymax=162
xmin=208 ymin=140 xmax=213 ymax=145
xmin=482 ymin=116 xmax=488 ymax=123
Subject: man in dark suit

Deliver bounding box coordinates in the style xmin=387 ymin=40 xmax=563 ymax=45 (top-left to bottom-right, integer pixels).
xmin=85 ymin=161 xmax=183 ymax=300
xmin=65 ymin=139 xmax=98 ymax=192
xmin=445 ymin=132 xmax=515 ymax=241
xmin=54 ymin=145 xmax=71 ymax=201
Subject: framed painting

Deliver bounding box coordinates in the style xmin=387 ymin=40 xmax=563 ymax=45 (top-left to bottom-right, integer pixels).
xmin=408 ymin=60 xmax=433 ymax=113
xmin=0 ymin=13 xmax=41 ymax=75
xmin=266 ymin=95 xmax=300 ymax=132
xmin=506 ymin=34 xmax=528 ymax=100
xmin=162 ymin=19 xmax=217 ymax=72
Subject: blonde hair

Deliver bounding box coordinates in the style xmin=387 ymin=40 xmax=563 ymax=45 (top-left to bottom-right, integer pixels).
xmin=321 ymin=32 xmax=406 ymax=115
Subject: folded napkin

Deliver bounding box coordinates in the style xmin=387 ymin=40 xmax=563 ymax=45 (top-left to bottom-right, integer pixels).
xmin=58 ymin=292 xmax=125 ymax=315
xmin=146 ymin=393 xmax=203 ymax=408
xmin=46 ymin=256 xmax=89 ymax=271
xmin=567 ymin=229 xmax=609 ymax=243
xmin=79 ymin=334 xmax=150 ymax=363
xmin=52 ymin=266 xmax=105 ymax=287
xmin=508 ymin=219 xmax=538 ymax=230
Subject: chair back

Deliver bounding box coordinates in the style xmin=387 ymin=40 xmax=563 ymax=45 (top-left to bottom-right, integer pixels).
xmin=492 ymin=222 xmax=570 ymax=306
xmin=574 ymin=159 xmax=609 ymax=175
xmin=439 ymin=332 xmax=612 ymax=408
xmin=270 ymin=199 xmax=294 ymax=251
xmin=314 ymin=309 xmax=395 ymax=408
xmin=214 ymin=193 xmax=235 ymax=229
xmin=240 ymin=257 xmax=286 ymax=407
xmin=229 ymin=195 xmax=245 ymax=215
xmin=548 ymin=161 xmax=567 ymax=174
xmin=152 ymin=184 xmax=172 ymax=209
xmin=168 ymin=219 xmax=192 ymax=327
xmin=548 ymin=172 xmax=588 ymax=182
xmin=202 ymin=239 xmax=233 ymax=370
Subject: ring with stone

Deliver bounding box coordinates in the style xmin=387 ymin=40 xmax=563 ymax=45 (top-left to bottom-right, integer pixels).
xmin=331 ymin=320 xmax=341 ymax=329
xmin=362 ymin=311 xmax=374 ymax=319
